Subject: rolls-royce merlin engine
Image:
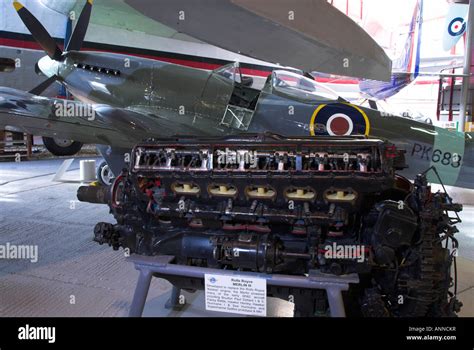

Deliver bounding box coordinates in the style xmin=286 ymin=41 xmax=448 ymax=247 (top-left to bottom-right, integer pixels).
xmin=78 ymin=134 xmax=462 ymax=317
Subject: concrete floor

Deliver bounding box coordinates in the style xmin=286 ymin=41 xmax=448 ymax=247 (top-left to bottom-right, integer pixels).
xmin=0 ymin=157 xmax=472 ymax=317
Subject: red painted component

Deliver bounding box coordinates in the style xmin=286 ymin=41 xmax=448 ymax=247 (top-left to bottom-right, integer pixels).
xmin=0 ymin=37 xmax=272 ymax=77
xmin=111 ymin=175 xmax=124 ymax=208
xmin=436 ymin=77 xmax=442 ymax=121
xmin=330 ymin=116 xmax=350 ymax=135
xmin=448 ymin=68 xmax=456 ymax=122
xmin=385 ymin=145 xmax=398 ymax=159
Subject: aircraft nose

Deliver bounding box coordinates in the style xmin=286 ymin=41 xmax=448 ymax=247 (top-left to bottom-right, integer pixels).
xmin=37 ymin=55 xmax=59 ymax=78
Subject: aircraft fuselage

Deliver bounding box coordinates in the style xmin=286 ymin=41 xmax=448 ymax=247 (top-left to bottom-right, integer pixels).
xmin=44 ymin=50 xmax=473 ymax=190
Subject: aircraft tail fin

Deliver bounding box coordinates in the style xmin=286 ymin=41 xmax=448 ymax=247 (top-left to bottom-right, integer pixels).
xmin=393 ymin=0 xmax=423 ymax=78
xmin=443 ymin=3 xmax=469 ymax=51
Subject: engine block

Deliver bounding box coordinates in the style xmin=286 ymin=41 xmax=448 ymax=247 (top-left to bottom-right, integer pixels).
xmin=78 ymin=134 xmax=462 ymax=317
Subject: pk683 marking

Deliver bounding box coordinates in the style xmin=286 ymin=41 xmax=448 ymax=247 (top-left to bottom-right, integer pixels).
xmin=412 ymin=143 xmax=462 ymax=168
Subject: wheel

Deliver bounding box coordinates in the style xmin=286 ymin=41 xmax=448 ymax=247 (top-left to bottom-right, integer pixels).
xmin=97 ymin=161 xmax=115 ymax=186
xmin=42 ymin=137 xmax=83 ymax=156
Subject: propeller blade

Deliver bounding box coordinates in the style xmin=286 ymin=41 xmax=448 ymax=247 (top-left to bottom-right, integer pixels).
xmin=66 ymin=0 xmax=93 ymax=52
xmin=29 ymin=76 xmax=58 ymax=96
xmin=13 ymin=1 xmax=63 ymax=61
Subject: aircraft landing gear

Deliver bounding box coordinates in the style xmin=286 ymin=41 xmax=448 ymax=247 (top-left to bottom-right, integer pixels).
xmin=97 ymin=161 xmax=115 ymax=186
xmin=42 ymin=137 xmax=83 ymax=156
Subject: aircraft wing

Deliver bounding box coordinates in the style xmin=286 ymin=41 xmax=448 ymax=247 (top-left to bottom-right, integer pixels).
xmin=125 ymin=0 xmax=392 ymax=82
xmin=0 ymin=87 xmax=162 ymax=149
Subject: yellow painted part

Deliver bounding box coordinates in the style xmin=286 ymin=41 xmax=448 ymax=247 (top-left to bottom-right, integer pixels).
xmin=310 ymin=103 xmax=371 ymax=137
xmin=248 ymin=187 xmax=275 ymax=198
xmin=326 ymin=191 xmax=357 ymax=202
xmin=286 ymin=188 xmax=316 ymax=200
xmin=309 ymin=104 xmax=327 ymax=136
xmin=342 ymin=102 xmax=371 ymax=137
xmin=174 ymin=184 xmax=199 ymax=194
xmin=88 ymin=0 xmax=94 ymax=5
xmin=13 ymin=1 xmax=24 ymax=11
xmin=209 ymin=185 xmax=237 ymax=196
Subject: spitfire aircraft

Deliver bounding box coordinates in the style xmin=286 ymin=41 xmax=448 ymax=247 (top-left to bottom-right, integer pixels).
xmin=0 ymin=0 xmax=472 ymax=189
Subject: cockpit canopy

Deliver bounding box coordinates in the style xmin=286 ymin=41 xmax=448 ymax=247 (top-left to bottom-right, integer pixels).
xmin=215 ymin=62 xmax=243 ymax=83
xmin=214 ymin=62 xmax=254 ymax=87
xmin=271 ymin=70 xmax=341 ymax=102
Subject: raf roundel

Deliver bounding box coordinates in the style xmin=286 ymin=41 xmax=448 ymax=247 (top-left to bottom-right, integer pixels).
xmin=310 ymin=103 xmax=370 ymax=137
xmin=448 ymin=17 xmax=466 ymax=37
